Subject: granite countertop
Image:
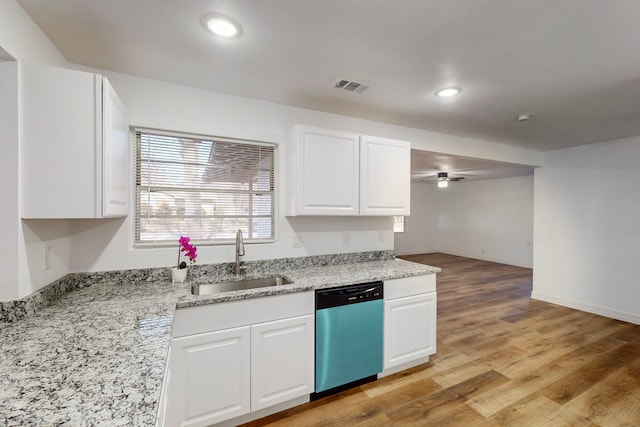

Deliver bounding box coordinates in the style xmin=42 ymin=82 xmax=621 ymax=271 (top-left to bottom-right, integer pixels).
xmin=0 ymin=256 xmax=439 ymax=426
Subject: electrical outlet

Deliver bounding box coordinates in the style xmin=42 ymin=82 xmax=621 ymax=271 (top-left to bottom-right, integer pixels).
xmin=43 ymin=246 xmax=51 ymax=271
xmin=342 ymin=231 xmax=351 ymax=246
xmin=377 ymin=231 xmax=385 ymax=243
xmin=292 ymin=234 xmax=302 ymax=248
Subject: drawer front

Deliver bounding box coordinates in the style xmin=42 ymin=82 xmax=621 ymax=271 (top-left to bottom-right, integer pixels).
xmin=172 ymin=291 xmax=314 ymax=338
xmin=384 ymin=275 xmax=436 ymax=300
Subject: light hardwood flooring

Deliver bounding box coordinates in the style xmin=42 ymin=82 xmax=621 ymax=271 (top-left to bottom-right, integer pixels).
xmin=242 ymin=253 xmax=640 ymax=426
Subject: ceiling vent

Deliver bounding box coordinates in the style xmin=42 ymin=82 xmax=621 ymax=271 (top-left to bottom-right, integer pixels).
xmin=333 ymin=78 xmax=370 ymax=94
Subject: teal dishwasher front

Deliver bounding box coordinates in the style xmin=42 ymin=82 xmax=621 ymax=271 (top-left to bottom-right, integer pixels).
xmin=314 ymin=282 xmax=383 ymax=397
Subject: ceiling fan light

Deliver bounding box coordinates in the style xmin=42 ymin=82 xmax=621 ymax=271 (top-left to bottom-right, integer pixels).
xmin=438 ymin=180 xmax=448 ymax=188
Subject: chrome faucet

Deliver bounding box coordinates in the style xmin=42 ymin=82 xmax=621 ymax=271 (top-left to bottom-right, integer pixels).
xmin=235 ymin=229 xmax=245 ymax=275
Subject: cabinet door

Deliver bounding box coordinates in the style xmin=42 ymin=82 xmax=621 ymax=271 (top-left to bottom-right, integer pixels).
xmin=20 ymin=64 xmax=129 ymax=219
xmin=21 ymin=63 xmax=100 ymax=218
xmin=359 ymin=135 xmax=410 ymax=215
xmin=292 ymin=126 xmax=359 ymax=215
xmin=251 ymin=314 xmax=314 ymax=411
xmin=101 ymin=77 xmax=129 ymax=217
xmin=384 ymin=292 xmax=436 ymax=369
xmin=167 ymin=326 xmax=250 ymax=427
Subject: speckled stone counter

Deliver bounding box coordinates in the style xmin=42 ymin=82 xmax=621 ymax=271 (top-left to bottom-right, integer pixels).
xmin=0 ymin=253 xmax=439 ymax=426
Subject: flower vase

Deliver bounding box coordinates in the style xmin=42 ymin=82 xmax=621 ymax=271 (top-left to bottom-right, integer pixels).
xmin=172 ymin=267 xmax=188 ymax=283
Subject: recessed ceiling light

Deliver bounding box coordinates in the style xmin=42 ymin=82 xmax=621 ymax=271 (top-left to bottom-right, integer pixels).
xmin=518 ymin=114 xmax=532 ymax=122
xmin=435 ymin=87 xmax=462 ymax=98
xmin=203 ymin=14 xmax=242 ymax=38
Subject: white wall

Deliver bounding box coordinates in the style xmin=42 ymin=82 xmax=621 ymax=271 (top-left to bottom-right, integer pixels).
xmin=394 ymin=182 xmax=439 ymax=255
xmin=0 ymin=1 xmax=72 ymax=300
xmin=437 ymin=175 xmax=534 ymax=268
xmin=0 ymin=1 xmax=73 ymax=300
xmin=0 ymin=0 xmax=66 ymax=66
xmin=395 ymin=176 xmax=534 ymax=267
xmin=533 ymin=136 xmax=640 ymax=324
xmin=64 ymin=70 xmax=542 ymax=274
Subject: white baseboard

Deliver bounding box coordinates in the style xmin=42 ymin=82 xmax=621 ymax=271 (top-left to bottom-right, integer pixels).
xmin=394 ymin=249 xmax=439 ymax=257
xmin=435 ymin=250 xmax=533 ymax=269
xmin=531 ymin=291 xmax=640 ymax=325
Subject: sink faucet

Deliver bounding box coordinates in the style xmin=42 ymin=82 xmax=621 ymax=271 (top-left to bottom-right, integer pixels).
xmin=235 ymin=229 xmax=245 ymax=275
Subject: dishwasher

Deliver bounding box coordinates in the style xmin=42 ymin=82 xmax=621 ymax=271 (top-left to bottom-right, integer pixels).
xmin=313 ymin=281 xmax=383 ymax=398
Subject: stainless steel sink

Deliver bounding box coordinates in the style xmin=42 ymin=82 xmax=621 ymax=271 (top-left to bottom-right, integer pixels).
xmin=191 ymin=275 xmax=293 ymax=295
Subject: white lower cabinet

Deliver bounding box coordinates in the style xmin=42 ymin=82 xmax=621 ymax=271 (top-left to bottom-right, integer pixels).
xmin=384 ymin=293 xmax=436 ymax=369
xmin=383 ymin=275 xmax=437 ymax=373
xmin=160 ymin=277 xmax=438 ymax=426
xmin=160 ymin=293 xmax=314 ymax=427
xmin=251 ymin=315 xmax=315 ymax=411
xmin=168 ymin=327 xmax=251 ymax=427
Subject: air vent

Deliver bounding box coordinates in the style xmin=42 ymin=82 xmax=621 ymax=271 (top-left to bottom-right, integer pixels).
xmin=333 ymin=78 xmax=370 ymax=94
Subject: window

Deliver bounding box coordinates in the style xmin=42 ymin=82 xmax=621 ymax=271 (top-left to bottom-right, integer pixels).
xmin=393 ymin=216 xmax=405 ymax=233
xmin=135 ymin=128 xmax=276 ymax=245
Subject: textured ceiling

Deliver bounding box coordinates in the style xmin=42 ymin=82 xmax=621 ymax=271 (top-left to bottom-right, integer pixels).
xmin=16 ymin=0 xmax=640 ymax=177
xmin=410 ymin=150 xmax=534 ymax=183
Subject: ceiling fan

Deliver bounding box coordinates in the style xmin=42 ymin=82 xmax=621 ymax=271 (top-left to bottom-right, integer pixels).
xmin=413 ymin=171 xmax=465 ymax=188
xmin=435 ymin=172 xmax=465 ymax=181
xmin=435 ymin=172 xmax=464 ymax=188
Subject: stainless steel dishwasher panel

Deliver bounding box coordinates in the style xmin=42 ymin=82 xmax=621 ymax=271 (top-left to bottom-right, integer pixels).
xmin=315 ymin=282 xmax=384 ymax=394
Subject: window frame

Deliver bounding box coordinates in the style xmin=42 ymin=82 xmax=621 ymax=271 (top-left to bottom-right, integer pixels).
xmin=393 ymin=215 xmax=405 ymax=233
xmin=132 ymin=127 xmax=278 ymax=248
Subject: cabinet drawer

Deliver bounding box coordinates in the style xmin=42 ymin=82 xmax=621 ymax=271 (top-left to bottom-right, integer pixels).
xmin=384 ymin=275 xmax=436 ymax=300
xmin=172 ymin=291 xmax=314 ymax=338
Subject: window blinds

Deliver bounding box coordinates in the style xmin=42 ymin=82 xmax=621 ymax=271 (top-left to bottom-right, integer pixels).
xmin=135 ymin=128 xmax=275 ymax=244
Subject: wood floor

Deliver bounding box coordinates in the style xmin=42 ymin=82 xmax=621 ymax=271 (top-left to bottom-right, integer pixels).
xmin=242 ymin=253 xmax=640 ymax=426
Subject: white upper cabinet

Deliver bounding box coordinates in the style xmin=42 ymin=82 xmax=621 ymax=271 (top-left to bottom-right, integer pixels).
xmin=287 ymin=125 xmax=360 ymax=215
xmin=360 ymin=135 xmax=411 ymax=216
xmin=287 ymin=125 xmax=410 ymax=216
xmin=20 ymin=63 xmax=130 ymax=219
xmin=101 ymin=79 xmax=129 ymax=217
